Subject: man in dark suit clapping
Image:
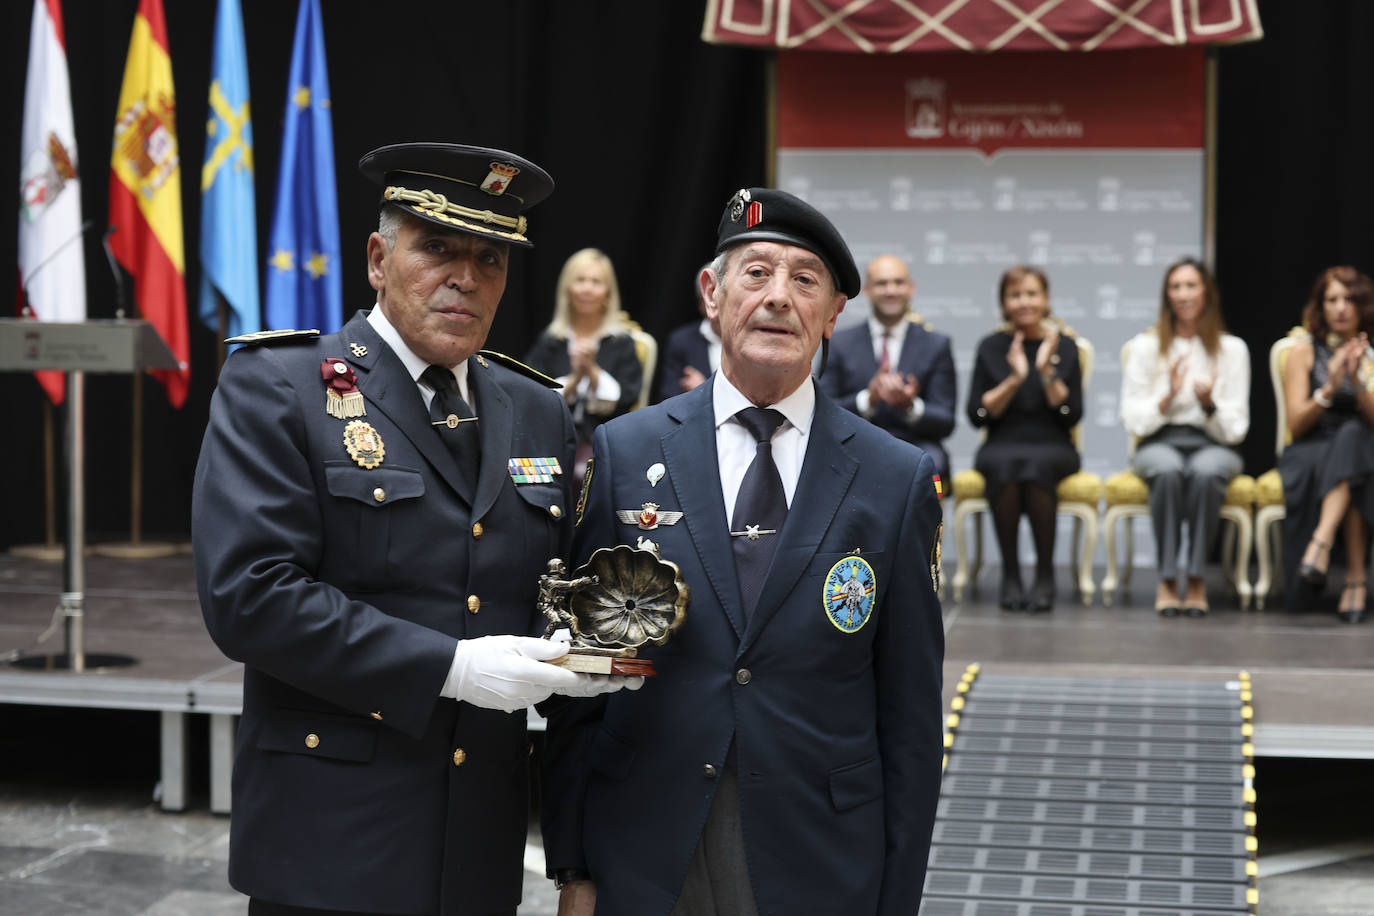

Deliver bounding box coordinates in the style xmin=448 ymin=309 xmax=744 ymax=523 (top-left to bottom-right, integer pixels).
xmin=820 ymin=254 xmax=956 ymax=480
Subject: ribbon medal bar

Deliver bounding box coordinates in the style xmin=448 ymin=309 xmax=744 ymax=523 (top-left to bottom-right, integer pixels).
xmin=508 ymin=457 xmax=563 ymax=484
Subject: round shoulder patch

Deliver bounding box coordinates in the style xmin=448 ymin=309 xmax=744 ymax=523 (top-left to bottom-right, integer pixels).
xmin=823 ymin=555 xmax=877 ymax=633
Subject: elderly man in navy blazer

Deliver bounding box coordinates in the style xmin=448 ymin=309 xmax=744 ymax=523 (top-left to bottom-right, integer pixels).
xmin=543 ymin=190 xmax=945 ymax=915
xmin=820 ymin=254 xmax=956 ymax=480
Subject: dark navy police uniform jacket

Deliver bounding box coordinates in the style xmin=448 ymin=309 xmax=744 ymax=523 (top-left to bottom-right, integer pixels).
xmin=194 ymin=310 xmax=575 ymax=915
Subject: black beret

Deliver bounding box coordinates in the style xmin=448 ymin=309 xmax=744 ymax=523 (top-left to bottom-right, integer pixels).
xmin=358 ymin=142 xmax=553 ymax=248
xmin=715 ymin=188 xmax=860 ymax=298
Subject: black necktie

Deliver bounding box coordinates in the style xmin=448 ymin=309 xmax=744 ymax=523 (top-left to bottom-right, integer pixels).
xmin=730 ymin=407 xmax=788 ymax=618
xmin=421 ymin=365 xmax=479 ymax=488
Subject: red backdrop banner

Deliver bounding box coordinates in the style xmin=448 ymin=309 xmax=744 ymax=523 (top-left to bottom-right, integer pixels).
xmin=703 ymin=0 xmax=1261 ymax=53
xmin=778 ymin=47 xmax=1205 ymax=156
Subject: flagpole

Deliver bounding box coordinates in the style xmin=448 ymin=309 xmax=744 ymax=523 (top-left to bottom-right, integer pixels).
xmin=43 ymin=399 xmax=56 ymax=548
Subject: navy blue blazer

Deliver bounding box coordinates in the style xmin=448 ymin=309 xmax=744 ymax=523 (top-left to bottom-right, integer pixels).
xmin=655 ymin=320 xmax=712 ymax=404
xmin=819 ymin=318 xmax=956 ymax=479
xmin=194 ymin=311 xmax=576 ymax=915
xmin=541 ymin=377 xmax=945 ymax=916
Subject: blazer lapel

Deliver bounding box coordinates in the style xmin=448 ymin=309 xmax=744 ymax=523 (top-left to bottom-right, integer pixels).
xmin=341 ymin=313 xmax=473 ymax=504
xmin=662 ymin=379 xmax=746 ymax=639
xmin=468 ymin=357 xmax=513 ymax=521
xmin=741 ymin=387 xmax=859 ymax=651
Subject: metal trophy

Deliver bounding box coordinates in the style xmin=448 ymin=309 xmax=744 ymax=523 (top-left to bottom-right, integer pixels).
xmin=538 ymin=538 xmax=689 ymax=676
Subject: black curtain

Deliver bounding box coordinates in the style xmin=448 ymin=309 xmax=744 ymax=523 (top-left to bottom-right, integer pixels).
xmin=1215 ymin=0 xmax=1374 ymax=475
xmin=0 ymin=0 xmax=766 ymax=549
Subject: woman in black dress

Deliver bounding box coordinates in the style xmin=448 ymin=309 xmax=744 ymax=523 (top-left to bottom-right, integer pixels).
xmin=524 ymin=248 xmax=642 ymax=477
xmin=967 ymin=266 xmax=1082 ymax=611
xmin=1279 ymin=266 xmax=1374 ymax=622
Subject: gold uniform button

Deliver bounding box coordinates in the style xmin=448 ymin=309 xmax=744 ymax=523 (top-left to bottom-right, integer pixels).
xmin=369 ymin=711 xmax=383 ymax=721
xmin=453 ymin=748 xmax=467 ymax=766
xmin=305 ymin=734 xmax=320 ymax=749
xmin=549 ymin=505 xmax=563 ymax=519
xmin=372 ymin=487 xmax=386 ymax=503
xmin=472 ymin=522 xmax=484 ymax=539
xmin=467 ymin=595 xmax=481 ymax=614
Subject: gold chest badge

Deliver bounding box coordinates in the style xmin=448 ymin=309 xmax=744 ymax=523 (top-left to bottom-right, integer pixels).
xmin=343 ymin=420 xmax=385 ymax=469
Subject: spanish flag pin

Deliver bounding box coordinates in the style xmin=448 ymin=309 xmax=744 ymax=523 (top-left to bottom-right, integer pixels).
xmin=933 ymin=474 xmax=944 ymax=500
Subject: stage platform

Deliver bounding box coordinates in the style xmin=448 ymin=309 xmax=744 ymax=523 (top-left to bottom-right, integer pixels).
xmin=1 ymin=552 xmax=1372 ymax=817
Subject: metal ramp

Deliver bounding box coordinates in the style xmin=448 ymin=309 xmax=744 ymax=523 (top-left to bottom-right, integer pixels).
xmin=921 ymin=667 xmax=1258 ymax=916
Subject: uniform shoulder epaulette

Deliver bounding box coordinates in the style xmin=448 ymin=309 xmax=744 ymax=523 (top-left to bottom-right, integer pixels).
xmin=476 ymin=350 xmax=560 ymax=389
xmin=225 ymin=328 xmax=321 ymax=347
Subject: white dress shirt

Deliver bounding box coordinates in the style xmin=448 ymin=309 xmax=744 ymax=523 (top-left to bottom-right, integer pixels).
xmin=853 ymin=315 xmax=926 ymax=423
xmin=699 ymin=318 xmax=723 ymax=373
xmin=1119 ymin=330 xmax=1250 ymax=445
xmin=712 ymin=372 xmax=814 ymax=523
xmin=367 ymin=305 xmax=472 ymax=407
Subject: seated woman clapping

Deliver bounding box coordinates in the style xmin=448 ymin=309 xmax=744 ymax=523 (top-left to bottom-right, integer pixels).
xmin=1120 ymin=258 xmax=1249 ymax=617
xmin=1280 ymin=266 xmax=1374 ymax=623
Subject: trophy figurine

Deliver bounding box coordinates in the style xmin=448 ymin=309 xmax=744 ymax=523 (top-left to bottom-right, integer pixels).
xmin=538 ymin=538 xmax=689 ymax=676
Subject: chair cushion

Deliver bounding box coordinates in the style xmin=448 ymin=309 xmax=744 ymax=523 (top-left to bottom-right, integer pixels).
xmin=1226 ymin=474 xmax=1258 ymax=507
xmin=1256 ymin=468 xmax=1284 ymax=507
xmin=952 ymin=469 xmax=985 ymax=501
xmin=1104 ymin=470 xmax=1149 ymax=506
xmin=1057 ymin=471 xmax=1102 ymax=504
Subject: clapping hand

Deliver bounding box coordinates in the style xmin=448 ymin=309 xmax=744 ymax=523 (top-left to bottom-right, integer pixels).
xmin=1007 ymin=330 xmax=1030 ymax=380
xmin=1193 ymin=373 xmax=1216 ymax=410
xmin=1034 ymin=327 xmax=1060 ymax=379
xmin=569 ymin=338 xmax=598 ymax=379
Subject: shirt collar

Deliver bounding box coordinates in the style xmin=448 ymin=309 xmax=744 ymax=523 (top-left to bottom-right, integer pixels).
xmin=367 ymin=304 xmax=470 ymax=394
xmin=712 ymin=368 xmax=815 ymax=439
xmin=868 ymin=314 xmax=909 ymax=346
xmin=698 ymin=318 xmax=721 ymax=346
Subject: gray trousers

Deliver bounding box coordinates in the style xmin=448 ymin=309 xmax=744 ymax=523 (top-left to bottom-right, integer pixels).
xmin=669 ymin=764 xmax=759 ymax=916
xmin=1132 ymin=425 xmax=1242 ymax=579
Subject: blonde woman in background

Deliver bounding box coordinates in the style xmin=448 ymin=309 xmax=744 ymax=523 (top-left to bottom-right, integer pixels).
xmin=1120 ymin=258 xmax=1249 ymax=618
xmin=525 ymin=248 xmax=642 ymax=475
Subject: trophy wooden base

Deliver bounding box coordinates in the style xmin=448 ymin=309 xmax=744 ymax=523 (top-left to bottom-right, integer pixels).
xmin=549 ymin=646 xmax=657 ymax=677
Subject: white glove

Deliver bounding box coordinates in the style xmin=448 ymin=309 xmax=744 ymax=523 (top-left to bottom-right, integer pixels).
xmin=441 ymin=635 xmax=582 ymax=713
xmin=555 ymin=674 xmax=646 ymax=698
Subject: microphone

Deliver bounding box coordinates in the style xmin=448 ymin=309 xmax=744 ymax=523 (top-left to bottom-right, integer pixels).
xmin=20 ymin=218 xmax=96 ymax=300
xmin=101 ymin=226 xmax=129 ymax=318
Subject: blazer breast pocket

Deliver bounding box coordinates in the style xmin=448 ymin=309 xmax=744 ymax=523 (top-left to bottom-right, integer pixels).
xmin=324 ymin=462 xmax=425 ymax=585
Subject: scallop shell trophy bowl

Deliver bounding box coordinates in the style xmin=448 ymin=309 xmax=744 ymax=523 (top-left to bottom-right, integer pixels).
xmin=565 ymin=543 xmax=689 ymax=676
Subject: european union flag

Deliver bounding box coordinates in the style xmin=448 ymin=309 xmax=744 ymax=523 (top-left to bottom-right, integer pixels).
xmin=199 ymin=0 xmax=258 ymax=340
xmin=264 ymin=0 xmax=340 ymax=333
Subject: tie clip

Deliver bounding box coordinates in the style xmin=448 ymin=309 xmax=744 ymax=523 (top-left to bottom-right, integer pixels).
xmin=432 ymin=414 xmax=479 ymax=428
xmin=730 ymin=525 xmax=777 ymax=541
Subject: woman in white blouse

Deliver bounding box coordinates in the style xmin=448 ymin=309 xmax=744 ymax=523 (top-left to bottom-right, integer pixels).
xmin=1120 ymin=258 xmax=1250 ymax=616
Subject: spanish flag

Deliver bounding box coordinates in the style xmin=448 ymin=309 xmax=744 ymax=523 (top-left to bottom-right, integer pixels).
xmin=108 ymin=0 xmax=190 ymax=408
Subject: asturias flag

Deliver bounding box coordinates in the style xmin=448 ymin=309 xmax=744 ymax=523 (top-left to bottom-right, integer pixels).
xmin=199 ymin=0 xmax=258 ymax=341
xmin=109 ymin=0 xmax=190 ymax=408
xmin=264 ymin=0 xmax=341 ymax=333
xmin=18 ymin=0 xmax=86 ymax=405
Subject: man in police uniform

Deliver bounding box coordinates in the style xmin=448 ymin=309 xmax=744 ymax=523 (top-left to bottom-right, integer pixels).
xmin=820 ymin=254 xmax=957 ymax=480
xmin=542 ymin=190 xmax=945 ymax=915
xmin=193 ymin=142 xmax=636 ymax=916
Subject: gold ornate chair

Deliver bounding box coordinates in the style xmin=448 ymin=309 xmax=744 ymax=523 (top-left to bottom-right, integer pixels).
xmin=950 ymin=334 xmax=1100 ymax=605
xmin=1099 ymin=341 xmax=1257 ymax=607
xmin=617 ymin=312 xmax=658 ymax=410
xmin=1253 ymin=329 xmax=1307 ymax=608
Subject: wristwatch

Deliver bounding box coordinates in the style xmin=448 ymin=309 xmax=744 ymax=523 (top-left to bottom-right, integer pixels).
xmin=554 ymin=868 xmax=591 ymax=890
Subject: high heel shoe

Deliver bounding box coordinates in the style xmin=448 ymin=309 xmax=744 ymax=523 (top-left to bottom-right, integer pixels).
xmin=999 ymin=576 xmax=1026 ymax=611
xmin=1299 ymin=537 xmax=1331 ymax=586
xmin=1338 ymin=580 xmax=1366 ymax=624
xmin=1029 ymin=578 xmax=1055 ymax=613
